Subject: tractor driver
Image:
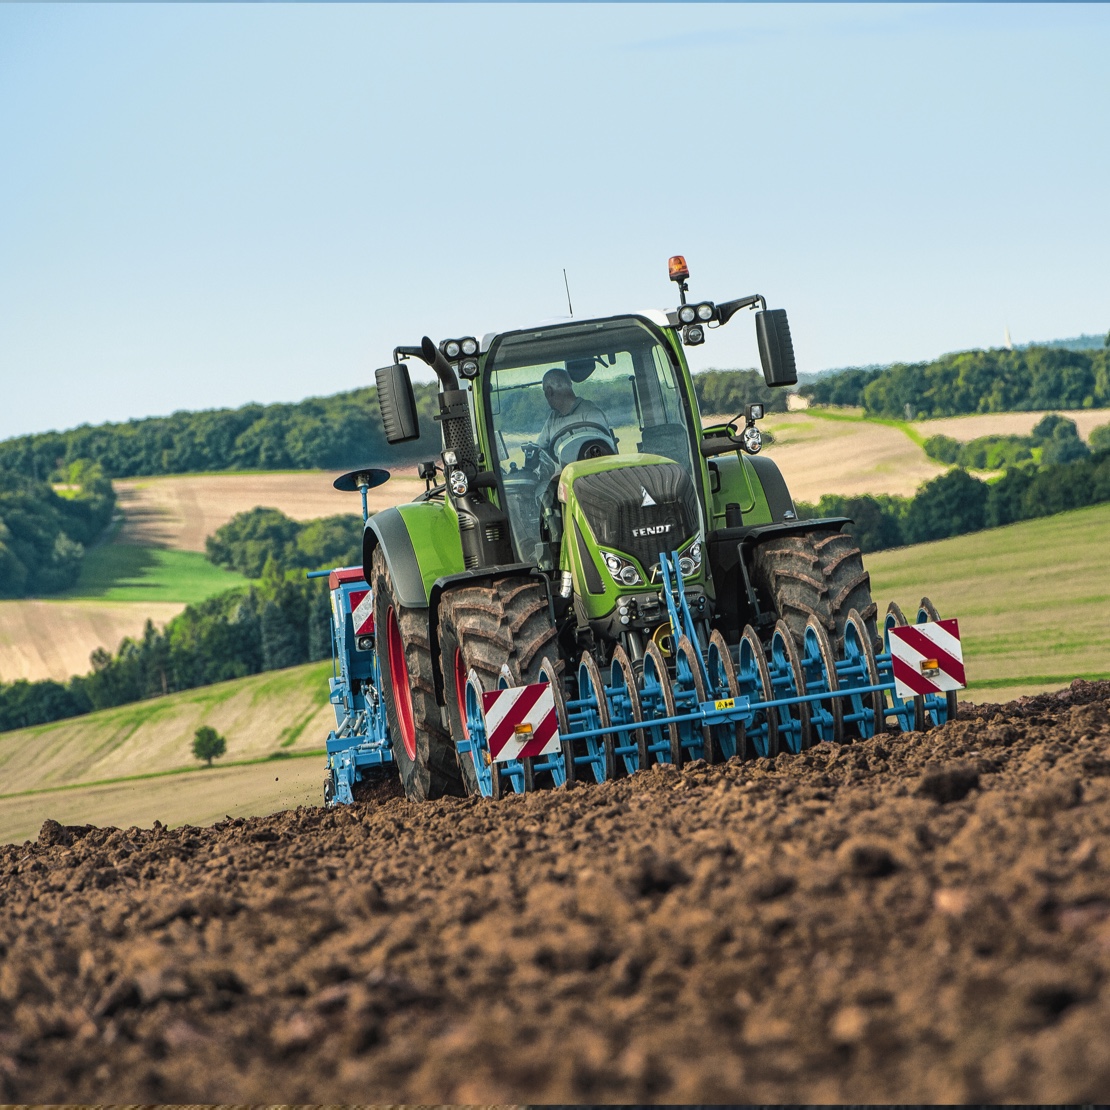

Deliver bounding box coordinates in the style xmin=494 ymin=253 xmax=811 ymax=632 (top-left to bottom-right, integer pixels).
xmin=536 ymin=367 xmax=614 ymax=461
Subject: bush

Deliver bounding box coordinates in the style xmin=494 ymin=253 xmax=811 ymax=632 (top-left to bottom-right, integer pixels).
xmin=903 ymin=469 xmax=988 ymax=544
xmin=922 ymin=434 xmax=961 ymax=464
xmin=1090 ymin=423 xmax=1110 ymax=452
xmin=206 ymin=508 xmax=363 ymax=578
xmin=192 ymin=725 xmax=227 ymax=766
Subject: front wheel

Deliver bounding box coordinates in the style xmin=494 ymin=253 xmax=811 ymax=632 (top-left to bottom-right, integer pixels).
xmin=371 ymin=548 xmax=462 ymax=801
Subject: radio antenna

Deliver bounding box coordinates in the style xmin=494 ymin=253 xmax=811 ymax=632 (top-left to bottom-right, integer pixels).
xmin=563 ymin=268 xmax=574 ymax=318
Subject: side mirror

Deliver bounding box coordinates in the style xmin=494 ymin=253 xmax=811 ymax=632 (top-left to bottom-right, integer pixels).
xmin=755 ymin=309 xmax=798 ymax=388
xmin=375 ymin=362 xmax=420 ymax=443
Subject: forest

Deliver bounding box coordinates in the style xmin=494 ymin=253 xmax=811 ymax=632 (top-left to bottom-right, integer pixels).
xmin=800 ymin=341 xmax=1110 ymax=417
xmin=0 ymin=462 xmax=116 ymax=599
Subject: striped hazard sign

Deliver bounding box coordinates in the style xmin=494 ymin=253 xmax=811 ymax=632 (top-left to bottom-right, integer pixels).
xmin=349 ymin=589 xmax=373 ymax=636
xmin=889 ymin=619 xmax=966 ymax=699
xmin=480 ymin=681 xmax=561 ymax=763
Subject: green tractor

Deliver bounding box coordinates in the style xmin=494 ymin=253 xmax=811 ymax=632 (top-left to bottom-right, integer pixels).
xmin=363 ymin=255 xmax=885 ymax=801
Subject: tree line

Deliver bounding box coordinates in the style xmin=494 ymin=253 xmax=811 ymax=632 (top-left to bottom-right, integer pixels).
xmin=923 ymin=413 xmax=1106 ymax=471
xmin=800 ymin=342 xmax=1110 ymax=418
xmin=0 ymin=384 xmax=444 ymax=482
xmin=0 ymin=461 xmax=116 ymax=598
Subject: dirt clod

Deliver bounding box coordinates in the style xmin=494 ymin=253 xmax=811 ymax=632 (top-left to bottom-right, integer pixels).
xmin=2 ymin=682 xmax=1110 ymax=1102
xmin=915 ymin=760 xmax=980 ymax=803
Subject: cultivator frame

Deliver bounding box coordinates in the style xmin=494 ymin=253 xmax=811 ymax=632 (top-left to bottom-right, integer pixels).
xmin=457 ymin=551 xmax=964 ymax=799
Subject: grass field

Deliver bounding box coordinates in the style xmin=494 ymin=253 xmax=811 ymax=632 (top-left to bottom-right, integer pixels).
xmin=868 ymin=501 xmax=1110 ymax=704
xmin=61 ymin=543 xmax=250 ymax=603
xmin=759 ymin=410 xmax=946 ymax=501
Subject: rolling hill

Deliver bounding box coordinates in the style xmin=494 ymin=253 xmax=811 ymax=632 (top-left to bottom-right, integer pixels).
xmin=3 ymin=500 xmax=1107 ymax=843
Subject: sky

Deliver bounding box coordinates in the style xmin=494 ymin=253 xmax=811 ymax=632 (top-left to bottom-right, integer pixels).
xmin=1 ymin=3 xmax=1108 ymax=441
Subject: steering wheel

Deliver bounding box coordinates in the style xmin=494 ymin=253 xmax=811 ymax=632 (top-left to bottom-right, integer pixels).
xmin=547 ymin=420 xmax=617 ymax=463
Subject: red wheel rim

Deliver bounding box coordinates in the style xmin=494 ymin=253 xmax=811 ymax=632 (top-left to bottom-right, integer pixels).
xmin=453 ymin=647 xmax=470 ymax=740
xmin=386 ymin=606 xmax=417 ymax=761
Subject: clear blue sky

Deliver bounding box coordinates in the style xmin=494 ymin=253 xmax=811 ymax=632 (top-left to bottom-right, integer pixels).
xmin=1 ymin=4 xmax=1107 ymax=440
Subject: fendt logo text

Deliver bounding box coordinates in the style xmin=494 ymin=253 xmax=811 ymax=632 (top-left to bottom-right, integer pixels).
xmin=632 ymin=523 xmax=673 ymax=537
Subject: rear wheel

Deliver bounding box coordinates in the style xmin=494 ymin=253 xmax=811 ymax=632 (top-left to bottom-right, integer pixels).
xmin=437 ymin=576 xmax=558 ymax=796
xmin=752 ymin=527 xmax=878 ymax=652
xmin=372 ymin=548 xmax=462 ymax=802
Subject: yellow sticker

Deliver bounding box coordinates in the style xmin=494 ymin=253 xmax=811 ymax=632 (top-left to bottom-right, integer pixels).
xmin=714 ymin=698 xmax=735 ymax=711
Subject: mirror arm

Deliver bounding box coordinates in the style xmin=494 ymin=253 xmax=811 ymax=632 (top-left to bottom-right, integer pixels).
xmin=700 ymin=434 xmax=743 ymax=458
xmin=716 ymin=294 xmax=766 ymax=327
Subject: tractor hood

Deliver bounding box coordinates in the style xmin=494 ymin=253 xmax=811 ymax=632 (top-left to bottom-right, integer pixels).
xmin=561 ymin=454 xmax=700 ymax=571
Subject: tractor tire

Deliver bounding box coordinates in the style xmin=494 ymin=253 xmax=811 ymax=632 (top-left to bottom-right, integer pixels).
xmin=751 ymin=528 xmax=879 ymax=652
xmin=437 ymin=576 xmax=559 ymax=796
xmin=371 ymin=547 xmax=463 ymax=802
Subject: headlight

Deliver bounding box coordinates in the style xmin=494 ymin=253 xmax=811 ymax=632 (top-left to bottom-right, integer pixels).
xmin=449 ymin=469 xmax=469 ymax=495
xmin=695 ymin=301 xmax=715 ymax=321
xmin=678 ymin=304 xmax=697 ymax=325
xmin=443 ymin=339 xmax=461 ymax=359
xmin=743 ymin=425 xmax=763 ymax=454
xmin=459 ymin=358 xmax=479 ymax=378
xmin=679 ymin=539 xmax=703 ymax=578
xmin=683 ymin=324 xmax=705 ymax=345
xmin=600 ymin=550 xmax=643 ymax=586
xmin=460 ymin=336 xmax=479 ymax=356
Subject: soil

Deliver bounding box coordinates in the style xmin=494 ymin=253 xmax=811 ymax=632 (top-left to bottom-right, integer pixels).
xmin=2 ymin=679 xmax=1109 ymax=1103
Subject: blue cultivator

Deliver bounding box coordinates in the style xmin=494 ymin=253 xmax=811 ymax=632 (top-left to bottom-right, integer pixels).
xmin=460 ymin=551 xmax=965 ymax=800
xmin=314 ymin=467 xmax=395 ymax=806
xmin=313 ymin=565 xmax=393 ymax=805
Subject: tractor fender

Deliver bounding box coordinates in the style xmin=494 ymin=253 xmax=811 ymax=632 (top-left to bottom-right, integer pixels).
xmin=362 ymin=507 xmax=429 ymax=609
xmin=427 ymin=565 xmax=549 ymax=704
xmin=747 ymin=454 xmax=797 ymax=523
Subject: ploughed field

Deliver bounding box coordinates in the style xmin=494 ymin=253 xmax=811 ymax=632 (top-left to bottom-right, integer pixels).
xmin=2 ymin=681 xmax=1109 ymax=1103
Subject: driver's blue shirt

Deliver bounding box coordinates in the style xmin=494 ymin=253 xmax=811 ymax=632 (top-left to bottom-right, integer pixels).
xmin=536 ymin=396 xmax=612 ymax=455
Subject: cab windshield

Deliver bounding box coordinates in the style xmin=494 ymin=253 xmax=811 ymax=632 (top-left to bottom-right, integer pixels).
xmin=484 ymin=316 xmax=699 ymax=561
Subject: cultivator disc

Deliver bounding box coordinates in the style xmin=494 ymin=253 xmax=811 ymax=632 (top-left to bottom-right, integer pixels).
xmin=460 ymin=551 xmax=967 ymax=799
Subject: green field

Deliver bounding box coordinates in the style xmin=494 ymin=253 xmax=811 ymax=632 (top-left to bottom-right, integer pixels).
xmin=61 ymin=543 xmax=250 ymax=604
xmin=868 ymin=501 xmax=1110 ymax=702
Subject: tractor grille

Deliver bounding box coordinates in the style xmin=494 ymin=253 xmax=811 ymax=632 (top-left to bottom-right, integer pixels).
xmin=572 ymin=462 xmax=699 ymax=569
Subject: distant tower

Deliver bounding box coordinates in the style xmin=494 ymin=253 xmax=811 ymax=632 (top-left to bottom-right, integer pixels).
xmin=1003 ymin=325 xmax=1013 ymax=351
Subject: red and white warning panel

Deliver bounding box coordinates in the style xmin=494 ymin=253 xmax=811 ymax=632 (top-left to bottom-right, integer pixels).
xmin=349 ymin=588 xmax=374 ymax=636
xmin=481 ymin=681 xmax=562 ymax=763
xmin=889 ymin=619 xmax=967 ymax=699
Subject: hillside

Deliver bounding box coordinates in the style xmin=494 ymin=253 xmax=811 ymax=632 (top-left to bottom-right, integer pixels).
xmin=867 ymin=501 xmax=1110 ymax=703
xmin=3 ymin=502 xmax=1107 ymax=844
xmin=0 ymin=471 xmax=422 ymax=683
xmin=0 ymin=661 xmax=331 ymax=844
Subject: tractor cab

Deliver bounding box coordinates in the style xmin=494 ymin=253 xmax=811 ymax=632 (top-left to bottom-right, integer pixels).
xmin=483 ymin=313 xmax=704 ymax=565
